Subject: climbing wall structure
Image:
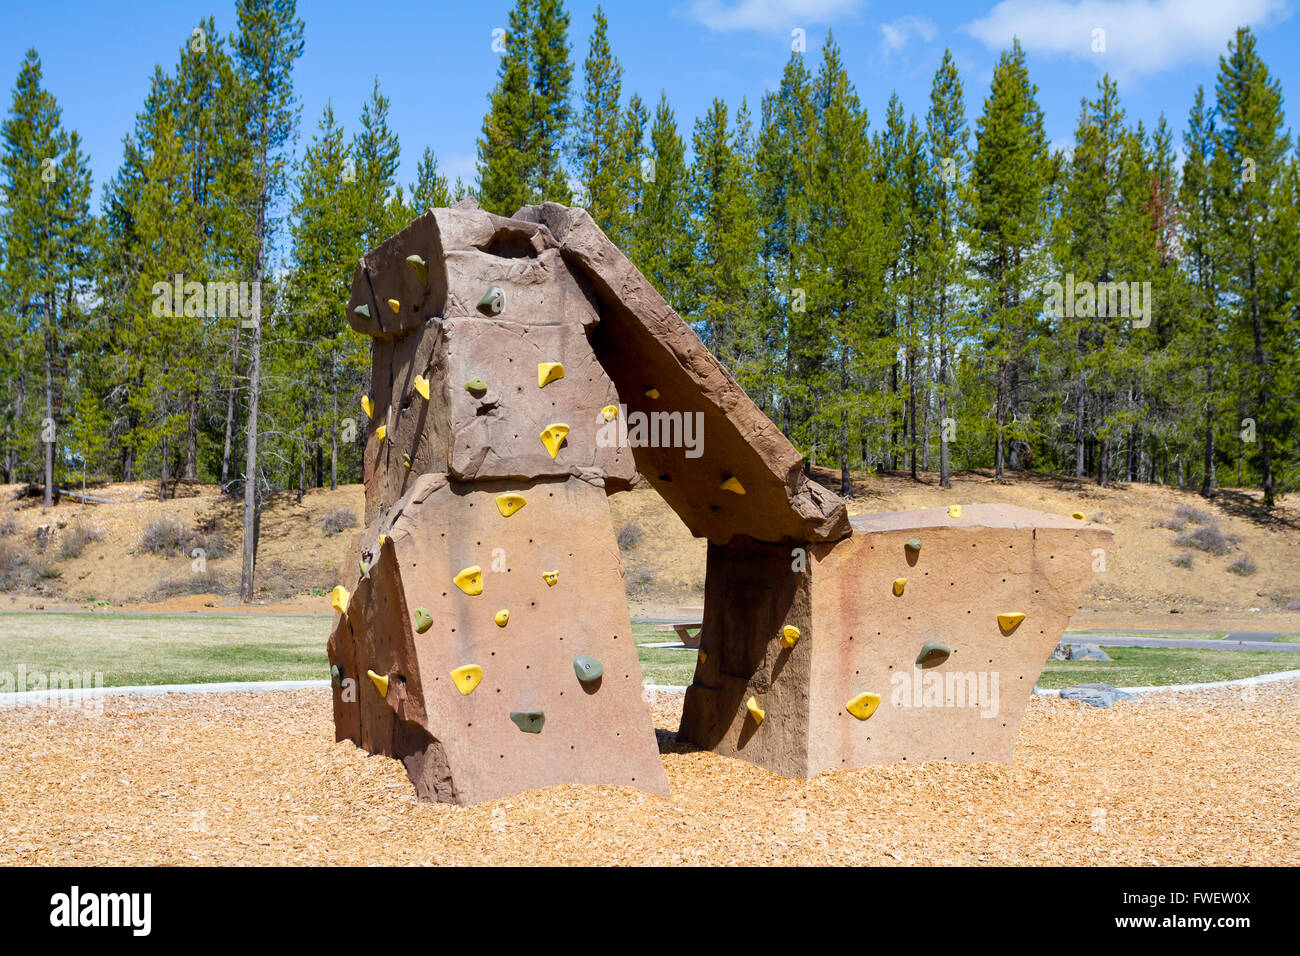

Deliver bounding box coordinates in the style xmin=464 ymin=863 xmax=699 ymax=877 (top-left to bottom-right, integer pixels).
xmin=329 ymin=198 xmax=1111 ymax=803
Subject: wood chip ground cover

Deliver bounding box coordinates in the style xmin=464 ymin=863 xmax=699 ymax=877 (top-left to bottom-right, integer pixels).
xmin=0 ymin=684 xmax=1295 ymax=865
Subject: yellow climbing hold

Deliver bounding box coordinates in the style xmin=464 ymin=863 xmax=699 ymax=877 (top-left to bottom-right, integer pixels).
xmin=450 ymin=664 xmax=482 ymax=696
xmin=378 ymin=533 xmax=388 ymax=547
xmin=494 ymin=609 xmax=509 ymax=627
xmin=538 ymin=362 xmax=565 ymax=388
xmin=375 ymin=424 xmax=386 ymax=442
xmin=1071 ymin=511 xmax=1086 ymax=520
xmin=496 ymin=493 xmax=527 ymax=517
xmin=998 ymin=612 xmax=1026 ymax=632
xmin=746 ymin=696 xmax=765 ymax=725
xmin=644 ymin=387 xmax=659 ymax=399
xmin=542 ymin=570 xmax=559 ymax=587
xmin=454 ymin=566 xmax=483 ymax=596
xmin=698 ymin=650 xmax=707 ymax=664
xmin=367 ymin=670 xmax=389 ymax=697
xmin=330 ymin=585 xmax=350 ymax=615
xmin=402 ymin=453 xmax=412 ymax=470
xmin=386 ymin=297 xmax=400 ymax=315
xmin=601 ymin=404 xmax=618 ymax=421
xmin=948 ymin=504 xmax=962 ymax=518
xmin=780 ymin=625 xmax=801 ymax=648
xmin=720 ymin=476 xmax=746 ymax=495
xmin=360 ymin=395 xmax=374 ymax=420
xmin=539 ymin=423 xmax=570 ymax=459
xmin=892 ymin=577 xmax=907 ymax=596
xmin=413 ymin=375 xmax=430 ymax=400
xmin=846 ymin=692 xmax=881 ymax=720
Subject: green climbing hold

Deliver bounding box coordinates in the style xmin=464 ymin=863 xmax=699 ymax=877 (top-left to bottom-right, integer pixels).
xmin=916 ymin=641 xmax=951 ymax=668
xmin=405 ymin=254 xmax=428 ymax=284
xmin=353 ymin=303 xmax=370 ymax=319
xmin=509 ymin=710 xmax=545 ymax=734
xmin=414 ymin=608 xmax=433 ymax=634
xmin=905 ymin=537 xmax=922 ymax=554
xmin=573 ymin=655 xmax=603 ymax=684
xmin=330 ymin=664 xmax=343 ymax=687
xmin=477 ymin=285 xmax=505 ymax=315
xmin=465 ymin=377 xmax=487 ymax=396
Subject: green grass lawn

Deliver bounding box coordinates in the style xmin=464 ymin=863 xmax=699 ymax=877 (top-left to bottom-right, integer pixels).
xmin=0 ymin=613 xmax=1294 ymax=692
xmin=1067 ymin=629 xmax=1228 ymax=640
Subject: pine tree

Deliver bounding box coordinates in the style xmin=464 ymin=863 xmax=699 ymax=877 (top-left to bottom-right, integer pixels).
xmin=632 ymin=92 xmax=692 ymax=308
xmin=409 ymin=146 xmax=452 ymax=212
xmin=573 ymin=5 xmax=628 ymax=237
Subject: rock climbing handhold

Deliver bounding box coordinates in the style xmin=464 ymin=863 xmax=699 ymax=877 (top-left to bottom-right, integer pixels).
xmin=330 ymin=664 xmax=343 ymax=687
xmin=542 ymin=570 xmax=559 ymax=587
xmin=573 ymin=655 xmax=603 ymax=684
xmin=644 ymin=387 xmax=659 ymax=399
xmin=477 ymin=285 xmax=504 ymax=315
xmin=494 ymin=609 xmax=509 ymax=627
xmin=454 ymin=566 xmax=483 ymax=595
xmin=998 ymin=612 xmax=1026 ymax=632
xmin=1071 ymin=511 xmax=1086 ymax=520
xmin=893 ymin=577 xmax=907 ymax=596
xmin=375 ymin=424 xmax=386 ymax=442
xmin=405 ymin=253 xmax=427 ymax=284
xmin=948 ymin=504 xmax=962 ymax=518
xmin=538 ymin=362 xmax=565 ymax=388
xmin=905 ymin=537 xmax=922 ymax=554
xmin=413 ymin=375 xmax=430 ymax=400
xmin=386 ymin=297 xmax=400 ymax=315
xmin=510 ymin=710 xmax=545 ymax=733
xmin=746 ymin=696 xmax=765 ymax=725
xmin=367 ymin=669 xmax=389 ymax=697
xmin=916 ymin=642 xmax=951 ymax=667
xmin=539 ymin=423 xmax=570 ymax=459
xmin=353 ymin=303 xmax=370 ymax=320
xmin=780 ymin=625 xmax=800 ymax=648
xmin=846 ymin=692 xmax=881 ymax=720
xmin=601 ymin=404 xmax=618 ymax=421
xmin=697 ymin=650 xmax=707 ymax=664
xmin=465 ymin=377 xmax=487 ymax=396
xmin=359 ymin=558 xmax=370 ymax=578
xmin=414 ymin=608 xmax=433 ymax=634
xmin=450 ymin=664 xmax=482 ymax=695
xmin=402 ymin=453 xmax=412 ymax=470
xmin=360 ymin=395 xmax=374 ymax=420
xmin=720 ymin=476 xmax=745 ymax=495
xmin=496 ymin=493 xmax=526 ymax=517
xmin=330 ymin=585 xmax=349 ymax=614
xmin=377 ymin=533 xmax=388 ymax=547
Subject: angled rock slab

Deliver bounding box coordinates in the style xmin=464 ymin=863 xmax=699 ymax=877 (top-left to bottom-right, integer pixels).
xmin=328 ymin=472 xmax=667 ymax=805
xmin=678 ymin=505 xmax=1113 ymax=776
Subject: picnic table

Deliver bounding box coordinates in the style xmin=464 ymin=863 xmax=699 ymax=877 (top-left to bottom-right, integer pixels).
xmin=655 ymin=607 xmax=704 ymax=648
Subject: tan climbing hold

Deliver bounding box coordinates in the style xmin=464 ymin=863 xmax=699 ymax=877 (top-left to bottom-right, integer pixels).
xmin=601 ymin=404 xmax=618 ymax=421
xmin=846 ymin=692 xmax=881 ymax=720
xmin=746 ymin=696 xmax=765 ymax=725
xmin=542 ymin=570 xmax=559 ymax=587
xmin=454 ymin=566 xmax=483 ymax=596
xmin=780 ymin=625 xmax=800 ymax=648
xmin=1071 ymin=511 xmax=1086 ymax=520
xmin=375 ymin=424 xmax=386 ymax=442
xmin=948 ymin=504 xmax=962 ymax=518
xmin=413 ymin=375 xmax=430 ymax=400
xmin=330 ymin=585 xmax=350 ymax=615
xmin=538 ymin=362 xmax=565 ymax=388
xmin=998 ymin=612 xmax=1026 ymax=632
xmin=892 ymin=577 xmax=907 ymax=596
xmin=496 ymin=493 xmax=527 ymax=517
xmin=360 ymin=395 xmax=374 ymax=420
xmin=450 ymin=665 xmax=483 ymax=695
xmin=644 ymin=387 xmax=659 ymax=399
xmin=539 ymin=423 xmax=570 ymax=459
xmin=720 ymin=476 xmax=746 ymax=495
xmin=367 ymin=669 xmax=389 ymax=697
xmin=494 ymin=609 xmax=509 ymax=627
xmin=387 ymin=297 xmax=400 ymax=315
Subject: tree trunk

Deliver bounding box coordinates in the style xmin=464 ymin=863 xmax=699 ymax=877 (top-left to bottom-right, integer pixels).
xmin=42 ymin=301 xmax=54 ymax=508
xmin=221 ymin=323 xmax=242 ymax=489
xmin=184 ymin=390 xmax=199 ymax=479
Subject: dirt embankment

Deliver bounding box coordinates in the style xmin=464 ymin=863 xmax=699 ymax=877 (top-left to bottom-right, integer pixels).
xmin=2 ymin=470 xmax=1298 ymax=630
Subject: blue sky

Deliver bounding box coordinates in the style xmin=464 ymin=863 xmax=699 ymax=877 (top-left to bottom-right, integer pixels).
xmin=2 ymin=0 xmax=1297 ymax=207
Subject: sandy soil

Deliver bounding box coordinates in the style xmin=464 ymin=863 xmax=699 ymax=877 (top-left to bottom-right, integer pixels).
xmin=0 ymin=680 xmax=1295 ymax=866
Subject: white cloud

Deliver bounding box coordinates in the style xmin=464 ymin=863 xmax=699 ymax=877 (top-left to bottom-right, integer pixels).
xmin=963 ymin=0 xmax=1291 ymax=78
xmin=680 ymin=0 xmax=866 ymax=32
xmin=880 ymin=15 xmax=937 ymax=55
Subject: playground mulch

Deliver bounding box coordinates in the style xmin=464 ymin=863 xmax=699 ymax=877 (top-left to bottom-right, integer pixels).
xmin=1 ymin=681 xmax=1296 ymax=866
